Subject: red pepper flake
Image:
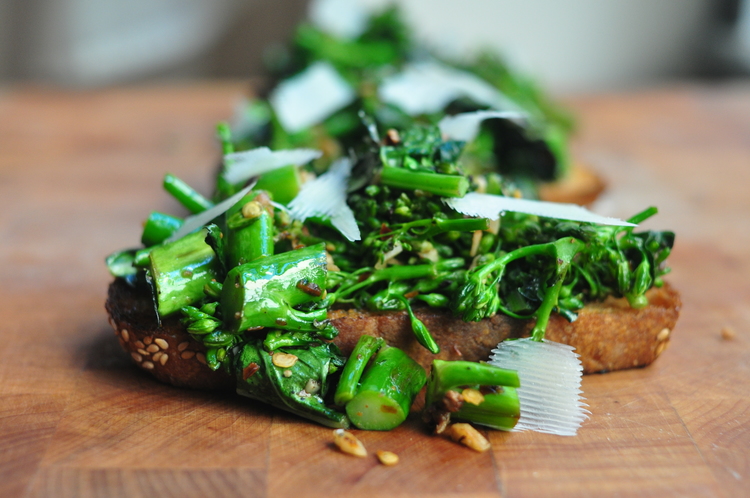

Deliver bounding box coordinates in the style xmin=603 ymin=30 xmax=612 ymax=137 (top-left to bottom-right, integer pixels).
xmin=296 ymin=279 xmax=322 ymax=297
xmin=404 ymin=291 xmax=419 ymax=299
xmin=242 ymin=362 xmax=260 ymax=380
xmin=379 ymin=223 xmax=392 ymax=235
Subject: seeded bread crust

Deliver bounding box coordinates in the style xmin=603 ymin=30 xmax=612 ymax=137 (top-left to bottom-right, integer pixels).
xmin=538 ymin=162 xmax=606 ymax=206
xmin=106 ymin=279 xmax=234 ymax=390
xmin=106 ymin=278 xmax=680 ymax=389
xmin=329 ymin=283 xmax=681 ymax=374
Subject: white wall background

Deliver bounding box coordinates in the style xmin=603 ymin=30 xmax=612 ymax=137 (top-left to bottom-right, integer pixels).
xmin=0 ymin=0 xmax=735 ymax=92
xmin=363 ymin=0 xmax=716 ymax=93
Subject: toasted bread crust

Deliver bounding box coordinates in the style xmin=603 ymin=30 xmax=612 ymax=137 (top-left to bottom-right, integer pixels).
xmin=106 ymin=279 xmax=680 ymax=389
xmin=538 ymin=162 xmax=606 ymax=206
xmin=330 ymin=284 xmax=681 ymax=373
xmin=106 ymin=280 xmax=234 ymax=390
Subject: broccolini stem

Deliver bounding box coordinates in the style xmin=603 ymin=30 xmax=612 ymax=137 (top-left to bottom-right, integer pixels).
xmin=253 ymin=165 xmax=301 ymax=205
xmin=148 ymin=228 xmax=221 ymax=317
xmin=529 ymin=237 xmax=584 ymax=341
xmin=216 ymin=122 xmax=234 ymax=155
xmin=133 ymin=248 xmax=151 ymax=267
xmin=225 ymin=191 xmax=274 ymax=267
xmin=452 ymin=389 xmax=520 ymax=431
xmin=473 ymin=242 xmax=558 ymax=283
xmin=163 ymin=173 xmax=213 ymax=214
xmin=221 ymin=244 xmax=334 ymax=337
xmin=425 ymin=360 xmax=521 ymax=431
xmin=263 ymin=330 xmax=323 ymax=351
xmin=334 ymin=335 xmax=385 ymax=406
xmin=529 ymin=272 xmax=566 ymax=341
xmin=345 ymin=346 xmax=427 ymax=430
xmin=428 ymin=360 xmax=520 ymax=396
xmin=381 ymin=217 xmax=489 ymax=240
xmin=334 ymin=258 xmax=464 ymax=301
xmin=141 ymin=211 xmax=183 ymax=247
xmin=424 ymin=217 xmax=490 ymax=237
xmin=380 ymin=165 xmax=469 ymax=198
xmin=627 ymin=206 xmax=658 ymax=225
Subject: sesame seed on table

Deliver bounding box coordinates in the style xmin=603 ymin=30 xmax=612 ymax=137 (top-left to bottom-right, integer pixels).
xmin=0 ymin=81 xmax=749 ymax=497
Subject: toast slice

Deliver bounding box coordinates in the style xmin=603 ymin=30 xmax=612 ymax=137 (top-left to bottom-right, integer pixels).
xmin=106 ymin=278 xmax=680 ymax=389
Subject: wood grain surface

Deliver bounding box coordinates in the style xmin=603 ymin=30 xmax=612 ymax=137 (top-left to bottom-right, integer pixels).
xmin=0 ymin=81 xmax=748 ymax=497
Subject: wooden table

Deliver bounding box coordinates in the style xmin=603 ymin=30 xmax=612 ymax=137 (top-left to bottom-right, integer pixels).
xmin=1 ymin=81 xmax=748 ymax=497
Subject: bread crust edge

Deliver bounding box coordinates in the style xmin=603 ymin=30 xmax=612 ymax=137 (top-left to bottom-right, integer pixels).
xmin=105 ymin=279 xmax=681 ymax=389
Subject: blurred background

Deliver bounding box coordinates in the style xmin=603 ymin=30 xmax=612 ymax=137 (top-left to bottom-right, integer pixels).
xmin=0 ymin=0 xmax=749 ymax=93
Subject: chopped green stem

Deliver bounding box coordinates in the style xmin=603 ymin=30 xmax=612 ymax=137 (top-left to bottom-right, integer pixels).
xmin=426 ymin=217 xmax=489 ymax=237
xmin=380 ymin=165 xmax=469 ymax=198
xmin=474 ymin=242 xmax=557 ymax=283
xmin=134 ymin=248 xmax=151 ymax=267
xmin=345 ymin=346 xmax=427 ymax=430
xmin=141 ymin=211 xmax=183 ymax=247
xmin=216 ymin=122 xmax=234 ymax=155
xmin=428 ymin=360 xmax=520 ymax=395
xmin=163 ymin=173 xmax=213 ymax=214
xmin=453 ymin=389 xmax=520 ymax=431
xmin=627 ymin=206 xmax=658 ymax=225
xmin=263 ymin=330 xmax=323 ymax=351
xmin=148 ymin=228 xmax=221 ymax=317
xmin=425 ymin=360 xmax=521 ymax=431
xmin=530 ymin=238 xmax=583 ymax=341
xmin=334 ymin=335 xmax=385 ymax=406
xmin=225 ymin=191 xmax=274 ymax=267
xmin=221 ymin=244 xmax=335 ymax=337
xmin=254 ymin=165 xmax=300 ymax=205
xmin=105 ymin=249 xmax=137 ymax=277
xmin=334 ymin=258 xmax=464 ymax=302
xmin=379 ymin=217 xmax=489 ymax=240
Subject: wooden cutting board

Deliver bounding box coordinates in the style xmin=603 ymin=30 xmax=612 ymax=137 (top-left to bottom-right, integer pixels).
xmin=0 ymin=81 xmax=748 ymax=497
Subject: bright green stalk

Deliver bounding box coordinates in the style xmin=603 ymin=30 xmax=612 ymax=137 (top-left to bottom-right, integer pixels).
xmin=224 ymin=191 xmax=274 ymax=267
xmin=452 ymin=389 xmax=520 ymax=431
xmin=221 ymin=243 xmax=336 ymax=338
xmin=345 ymin=346 xmax=427 ymax=430
xmin=425 ymin=360 xmax=521 ymax=431
xmin=331 ymin=258 xmax=465 ymax=302
xmin=334 ymin=335 xmax=385 ymax=406
xmin=380 ymin=165 xmax=469 ymax=198
xmin=141 ymin=211 xmax=183 ymax=247
xmin=163 ymin=173 xmax=213 ymax=214
xmin=254 ymin=165 xmax=301 ymax=204
xmin=148 ymin=228 xmax=221 ymax=317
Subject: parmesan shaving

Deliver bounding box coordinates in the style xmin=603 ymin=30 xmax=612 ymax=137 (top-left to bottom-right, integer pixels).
xmin=439 ymin=110 xmax=528 ymax=142
xmin=445 ymin=192 xmax=635 ymax=227
xmin=288 ymin=158 xmax=361 ymax=241
xmin=166 ymin=184 xmax=255 ymax=243
xmin=269 ymin=62 xmax=356 ymax=134
xmin=379 ymin=61 xmax=523 ymax=116
xmin=223 ymin=147 xmax=321 ymax=185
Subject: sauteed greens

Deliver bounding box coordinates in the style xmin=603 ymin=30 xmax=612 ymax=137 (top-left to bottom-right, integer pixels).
xmin=106 ymin=3 xmax=672 ymax=432
xmin=107 ymin=120 xmax=673 ymax=430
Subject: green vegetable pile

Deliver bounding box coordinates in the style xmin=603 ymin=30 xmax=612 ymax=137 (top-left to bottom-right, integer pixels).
xmin=107 ymin=118 xmax=673 ymax=430
xmin=234 ymin=5 xmax=574 ymax=199
xmin=106 ymin=5 xmax=674 ymax=432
